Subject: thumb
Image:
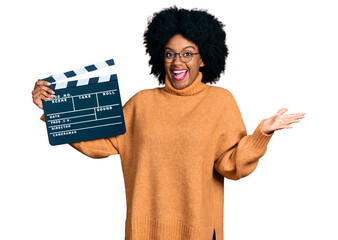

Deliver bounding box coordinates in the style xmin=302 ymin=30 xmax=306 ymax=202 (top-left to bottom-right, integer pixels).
xmin=275 ymin=108 xmax=288 ymax=116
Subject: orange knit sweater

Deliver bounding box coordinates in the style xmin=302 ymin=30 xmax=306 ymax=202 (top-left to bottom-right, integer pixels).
xmin=41 ymin=72 xmax=274 ymax=240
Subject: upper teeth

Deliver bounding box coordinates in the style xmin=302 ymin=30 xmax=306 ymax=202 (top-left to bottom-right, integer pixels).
xmin=173 ymin=70 xmax=187 ymax=74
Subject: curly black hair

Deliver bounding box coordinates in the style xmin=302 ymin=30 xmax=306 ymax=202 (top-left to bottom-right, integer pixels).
xmin=143 ymin=5 xmax=228 ymax=85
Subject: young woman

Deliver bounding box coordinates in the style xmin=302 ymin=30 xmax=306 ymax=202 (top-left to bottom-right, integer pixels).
xmin=32 ymin=6 xmax=305 ymax=240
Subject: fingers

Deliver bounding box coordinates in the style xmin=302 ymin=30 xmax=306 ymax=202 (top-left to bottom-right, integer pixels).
xmin=32 ymin=92 xmax=53 ymax=109
xmin=285 ymin=113 xmax=306 ymax=122
xmin=284 ymin=113 xmax=306 ymax=118
xmin=275 ymin=108 xmax=289 ymax=116
xmin=32 ymin=81 xmax=54 ymax=94
xmin=264 ymin=110 xmax=306 ymax=132
xmin=275 ymin=108 xmax=307 ymax=117
xmin=32 ymin=85 xmax=55 ymax=99
xmin=34 ymin=75 xmax=52 ymax=87
xmin=32 ymin=85 xmax=55 ymax=96
xmin=32 ymin=80 xmax=55 ymax=110
xmin=34 ymin=80 xmax=51 ymax=88
xmin=284 ymin=118 xmax=300 ymax=126
xmin=275 ymin=110 xmax=306 ymax=121
xmin=278 ymin=112 xmax=306 ymax=130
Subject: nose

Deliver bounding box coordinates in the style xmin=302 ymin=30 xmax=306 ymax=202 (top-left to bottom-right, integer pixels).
xmin=173 ymin=53 xmax=183 ymax=65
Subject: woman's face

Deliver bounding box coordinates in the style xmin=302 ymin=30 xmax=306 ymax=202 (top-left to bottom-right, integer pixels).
xmin=163 ymin=34 xmax=204 ymax=90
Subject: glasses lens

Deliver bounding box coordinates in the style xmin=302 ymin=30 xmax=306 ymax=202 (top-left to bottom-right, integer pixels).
xmin=162 ymin=50 xmax=195 ymax=63
xmin=180 ymin=50 xmax=193 ymax=63
xmin=163 ymin=51 xmax=175 ymax=62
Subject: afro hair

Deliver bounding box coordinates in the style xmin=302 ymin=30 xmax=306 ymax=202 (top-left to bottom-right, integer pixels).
xmin=143 ymin=5 xmax=229 ymax=85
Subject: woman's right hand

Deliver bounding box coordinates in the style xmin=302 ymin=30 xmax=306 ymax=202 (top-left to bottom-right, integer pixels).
xmin=32 ymin=79 xmax=55 ymax=109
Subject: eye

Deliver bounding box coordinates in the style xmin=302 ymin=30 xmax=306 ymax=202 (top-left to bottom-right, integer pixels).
xmin=182 ymin=51 xmax=192 ymax=57
xmin=164 ymin=52 xmax=174 ymax=58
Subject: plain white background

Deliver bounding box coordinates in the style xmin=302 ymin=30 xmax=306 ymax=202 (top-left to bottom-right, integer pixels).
xmin=1 ymin=0 xmax=337 ymax=239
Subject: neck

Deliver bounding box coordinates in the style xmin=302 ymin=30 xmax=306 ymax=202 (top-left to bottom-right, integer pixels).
xmin=162 ymin=72 xmax=207 ymax=96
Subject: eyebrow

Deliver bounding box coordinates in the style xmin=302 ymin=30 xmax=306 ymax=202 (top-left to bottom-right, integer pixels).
xmin=164 ymin=46 xmax=196 ymax=51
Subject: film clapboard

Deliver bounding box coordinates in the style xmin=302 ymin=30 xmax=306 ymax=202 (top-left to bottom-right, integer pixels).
xmin=40 ymin=59 xmax=126 ymax=146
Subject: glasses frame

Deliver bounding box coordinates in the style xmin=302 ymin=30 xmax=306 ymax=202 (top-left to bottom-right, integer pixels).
xmin=161 ymin=49 xmax=200 ymax=63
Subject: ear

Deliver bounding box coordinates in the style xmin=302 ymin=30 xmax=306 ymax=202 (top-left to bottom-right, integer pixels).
xmin=200 ymin=60 xmax=205 ymax=67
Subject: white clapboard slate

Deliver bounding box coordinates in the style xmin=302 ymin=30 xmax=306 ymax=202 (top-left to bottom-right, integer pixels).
xmin=40 ymin=59 xmax=126 ymax=146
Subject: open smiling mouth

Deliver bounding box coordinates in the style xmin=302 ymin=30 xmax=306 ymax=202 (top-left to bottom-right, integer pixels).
xmin=172 ymin=69 xmax=188 ymax=81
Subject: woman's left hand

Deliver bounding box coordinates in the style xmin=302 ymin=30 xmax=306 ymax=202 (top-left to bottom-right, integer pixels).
xmin=261 ymin=108 xmax=306 ymax=135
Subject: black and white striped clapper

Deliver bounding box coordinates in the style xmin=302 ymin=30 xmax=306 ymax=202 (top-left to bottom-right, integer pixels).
xmin=40 ymin=59 xmax=126 ymax=146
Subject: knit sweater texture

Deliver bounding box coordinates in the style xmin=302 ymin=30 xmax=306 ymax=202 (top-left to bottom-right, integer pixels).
xmin=41 ymin=72 xmax=274 ymax=240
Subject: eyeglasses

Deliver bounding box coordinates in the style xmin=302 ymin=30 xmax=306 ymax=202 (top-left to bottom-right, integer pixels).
xmin=161 ymin=49 xmax=200 ymax=63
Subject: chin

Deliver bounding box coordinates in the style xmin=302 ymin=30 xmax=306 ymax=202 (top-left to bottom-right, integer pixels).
xmin=173 ymin=80 xmax=190 ymax=90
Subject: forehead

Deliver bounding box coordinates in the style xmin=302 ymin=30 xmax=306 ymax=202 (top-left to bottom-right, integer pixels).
xmin=164 ymin=34 xmax=198 ymax=50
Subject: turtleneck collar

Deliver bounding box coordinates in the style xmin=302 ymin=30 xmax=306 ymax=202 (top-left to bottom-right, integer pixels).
xmin=162 ymin=72 xmax=208 ymax=96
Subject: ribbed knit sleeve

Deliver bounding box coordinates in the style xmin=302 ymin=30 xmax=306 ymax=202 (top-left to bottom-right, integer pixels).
xmin=69 ymin=136 xmax=119 ymax=158
xmin=214 ymin=92 xmax=274 ymax=180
